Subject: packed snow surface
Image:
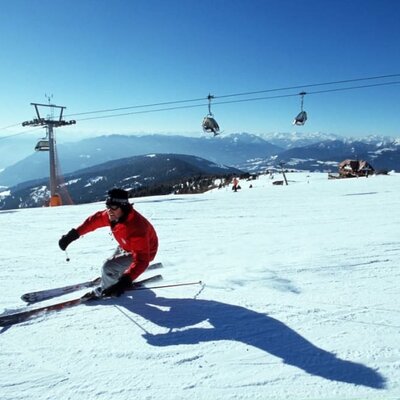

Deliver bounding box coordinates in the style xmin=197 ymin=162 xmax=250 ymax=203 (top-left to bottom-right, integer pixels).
xmin=1 ymin=172 xmax=399 ymax=400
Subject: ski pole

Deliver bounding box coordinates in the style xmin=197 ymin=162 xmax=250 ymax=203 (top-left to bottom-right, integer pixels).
xmin=134 ymin=280 xmax=203 ymax=291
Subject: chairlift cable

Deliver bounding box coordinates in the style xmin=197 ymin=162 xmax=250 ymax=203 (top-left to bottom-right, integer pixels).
xmin=64 ymin=96 xmax=206 ymax=118
xmin=0 ymin=122 xmax=23 ymax=130
xmin=213 ymin=73 xmax=400 ymax=100
xmin=0 ymin=127 xmax=43 ymax=141
xmin=73 ymin=80 xmax=400 ymax=123
xmin=206 ymin=80 xmax=400 ymax=108
xmin=64 ymin=73 xmax=400 ymax=118
xmin=0 ymin=74 xmax=399 ymax=139
xmin=76 ymin=102 xmax=208 ymax=121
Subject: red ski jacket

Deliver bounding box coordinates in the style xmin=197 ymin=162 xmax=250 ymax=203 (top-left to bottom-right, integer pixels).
xmin=76 ymin=207 xmax=158 ymax=281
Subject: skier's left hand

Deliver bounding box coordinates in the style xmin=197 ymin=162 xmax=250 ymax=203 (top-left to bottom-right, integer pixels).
xmin=102 ymin=274 xmax=132 ymax=297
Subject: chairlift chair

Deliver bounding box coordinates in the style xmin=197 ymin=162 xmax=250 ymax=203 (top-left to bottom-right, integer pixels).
xmin=202 ymin=93 xmax=220 ymax=136
xmin=202 ymin=115 xmax=220 ymax=136
xmin=34 ymin=139 xmax=50 ymax=151
xmin=293 ymin=91 xmax=307 ymax=126
xmin=293 ymin=111 xmax=308 ymax=126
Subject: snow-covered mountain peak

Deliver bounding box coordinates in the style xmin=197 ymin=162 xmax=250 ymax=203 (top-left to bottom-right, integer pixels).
xmin=225 ymin=132 xmax=269 ymax=144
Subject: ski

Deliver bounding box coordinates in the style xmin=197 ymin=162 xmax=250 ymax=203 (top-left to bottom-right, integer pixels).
xmin=21 ymin=262 xmax=163 ymax=304
xmin=0 ymin=274 xmax=163 ymax=328
xmin=21 ymin=277 xmax=101 ymax=304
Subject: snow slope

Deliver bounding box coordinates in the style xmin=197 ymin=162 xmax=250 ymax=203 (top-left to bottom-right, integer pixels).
xmin=1 ymin=172 xmax=399 ymax=400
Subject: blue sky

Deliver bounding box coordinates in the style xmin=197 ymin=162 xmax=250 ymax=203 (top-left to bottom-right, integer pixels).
xmin=1 ymin=0 xmax=399 ymax=141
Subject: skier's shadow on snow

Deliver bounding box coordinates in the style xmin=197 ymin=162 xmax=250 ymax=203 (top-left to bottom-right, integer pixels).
xmin=121 ymin=290 xmax=385 ymax=389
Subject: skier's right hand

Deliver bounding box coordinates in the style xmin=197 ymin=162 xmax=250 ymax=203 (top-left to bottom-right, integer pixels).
xmin=58 ymin=228 xmax=80 ymax=250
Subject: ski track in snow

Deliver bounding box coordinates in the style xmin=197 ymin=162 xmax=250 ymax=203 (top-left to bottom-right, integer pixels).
xmin=0 ymin=172 xmax=399 ymax=400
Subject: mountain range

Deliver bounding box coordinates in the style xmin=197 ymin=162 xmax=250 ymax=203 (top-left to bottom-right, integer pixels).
xmin=1 ymin=132 xmax=399 ymax=188
xmin=241 ymin=138 xmax=400 ymax=173
xmin=0 ymin=133 xmax=281 ymax=187
xmin=0 ymin=153 xmax=242 ymax=210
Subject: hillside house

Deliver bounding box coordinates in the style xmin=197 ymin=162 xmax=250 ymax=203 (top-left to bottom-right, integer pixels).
xmin=338 ymin=159 xmax=375 ymax=178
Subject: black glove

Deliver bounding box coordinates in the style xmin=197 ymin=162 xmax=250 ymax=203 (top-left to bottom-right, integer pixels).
xmin=102 ymin=274 xmax=132 ymax=298
xmin=58 ymin=228 xmax=80 ymax=251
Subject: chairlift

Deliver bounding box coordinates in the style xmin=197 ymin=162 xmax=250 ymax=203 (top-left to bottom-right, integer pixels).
xmin=34 ymin=139 xmax=50 ymax=151
xmin=293 ymin=111 xmax=308 ymax=126
xmin=293 ymin=92 xmax=307 ymax=126
xmin=202 ymin=94 xmax=220 ymax=136
xmin=202 ymin=116 xmax=220 ymax=136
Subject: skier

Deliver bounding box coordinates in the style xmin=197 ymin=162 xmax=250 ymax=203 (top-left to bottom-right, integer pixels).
xmin=232 ymin=177 xmax=240 ymax=192
xmin=58 ymin=188 xmax=158 ymax=297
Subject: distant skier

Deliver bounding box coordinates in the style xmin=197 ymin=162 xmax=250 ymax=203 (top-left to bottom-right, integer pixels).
xmin=232 ymin=177 xmax=240 ymax=192
xmin=58 ymin=188 xmax=158 ymax=297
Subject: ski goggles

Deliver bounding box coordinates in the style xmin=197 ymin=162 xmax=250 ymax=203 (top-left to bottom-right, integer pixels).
xmin=106 ymin=204 xmax=120 ymax=211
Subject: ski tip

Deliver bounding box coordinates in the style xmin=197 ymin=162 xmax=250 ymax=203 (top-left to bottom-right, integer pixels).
xmin=148 ymin=262 xmax=163 ymax=270
xmin=21 ymin=294 xmax=36 ymax=304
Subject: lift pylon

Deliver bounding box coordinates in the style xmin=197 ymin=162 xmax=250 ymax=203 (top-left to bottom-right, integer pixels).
xmin=22 ymin=102 xmax=76 ymax=206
